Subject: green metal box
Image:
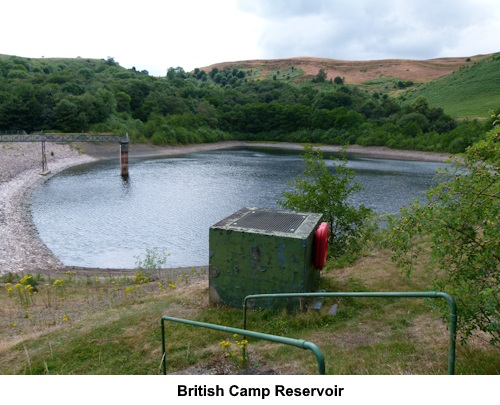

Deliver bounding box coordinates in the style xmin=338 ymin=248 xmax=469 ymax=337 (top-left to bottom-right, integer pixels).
xmin=209 ymin=207 xmax=323 ymax=309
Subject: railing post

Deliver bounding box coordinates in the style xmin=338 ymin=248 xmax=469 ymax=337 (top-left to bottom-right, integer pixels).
xmin=161 ymin=315 xmax=326 ymax=375
xmin=435 ymin=292 xmax=457 ymax=375
xmin=243 ymin=291 xmax=458 ymax=374
xmin=161 ymin=318 xmax=166 ymax=375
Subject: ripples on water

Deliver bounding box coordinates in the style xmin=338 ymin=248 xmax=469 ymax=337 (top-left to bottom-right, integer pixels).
xmin=30 ymin=148 xmax=447 ymax=269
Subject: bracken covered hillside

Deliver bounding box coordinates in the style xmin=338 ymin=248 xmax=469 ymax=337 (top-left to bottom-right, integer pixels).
xmin=199 ymin=54 xmax=492 ymax=85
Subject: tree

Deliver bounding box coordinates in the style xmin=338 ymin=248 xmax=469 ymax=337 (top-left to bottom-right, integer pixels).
xmin=106 ymin=57 xmax=118 ymax=67
xmin=279 ymin=145 xmax=371 ymax=258
xmin=115 ymin=91 xmax=131 ymax=113
xmin=334 ymin=76 xmax=344 ymax=85
xmin=166 ymin=66 xmax=186 ymax=80
xmin=389 ymin=118 xmax=500 ymax=345
xmin=412 ymin=96 xmax=430 ymax=116
xmin=53 ymin=98 xmax=83 ymax=132
xmin=314 ymin=69 xmax=327 ymax=83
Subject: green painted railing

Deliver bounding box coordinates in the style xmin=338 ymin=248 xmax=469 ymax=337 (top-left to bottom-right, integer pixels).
xmin=243 ymin=291 xmax=457 ymax=375
xmin=161 ymin=315 xmax=326 ymax=375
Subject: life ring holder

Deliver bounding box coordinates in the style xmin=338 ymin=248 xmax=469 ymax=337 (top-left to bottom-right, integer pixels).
xmin=313 ymin=222 xmax=329 ymax=270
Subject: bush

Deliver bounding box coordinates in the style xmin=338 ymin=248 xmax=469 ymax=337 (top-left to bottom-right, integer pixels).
xmin=389 ymin=119 xmax=500 ymax=345
xmin=279 ymin=145 xmax=372 ymax=258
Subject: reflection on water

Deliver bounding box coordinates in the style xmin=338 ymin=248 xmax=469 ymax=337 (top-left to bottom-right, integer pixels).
xmin=30 ymin=148 xmax=448 ymax=269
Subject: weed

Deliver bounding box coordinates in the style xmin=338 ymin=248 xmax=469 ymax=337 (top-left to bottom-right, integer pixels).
xmin=219 ymin=334 xmax=249 ymax=369
xmin=133 ymin=271 xmax=149 ymax=284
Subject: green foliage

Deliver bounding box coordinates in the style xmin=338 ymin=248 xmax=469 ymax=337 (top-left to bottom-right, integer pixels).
xmin=397 ymin=80 xmax=414 ymax=89
xmin=334 ymin=76 xmax=344 ymax=85
xmin=279 ymin=145 xmax=372 ymax=258
xmin=135 ymin=247 xmax=169 ymax=270
xmin=0 ymin=54 xmax=492 ymax=154
xmin=389 ymin=119 xmax=500 ymax=345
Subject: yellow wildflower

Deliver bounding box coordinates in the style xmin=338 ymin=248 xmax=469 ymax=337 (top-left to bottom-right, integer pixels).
xmin=52 ymin=279 xmax=64 ymax=288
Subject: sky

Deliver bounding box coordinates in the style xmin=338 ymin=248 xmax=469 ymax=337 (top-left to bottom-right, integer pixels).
xmin=2 ymin=0 xmax=499 ymax=76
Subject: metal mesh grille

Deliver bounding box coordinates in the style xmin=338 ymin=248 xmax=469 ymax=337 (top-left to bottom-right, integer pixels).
xmin=231 ymin=210 xmax=307 ymax=233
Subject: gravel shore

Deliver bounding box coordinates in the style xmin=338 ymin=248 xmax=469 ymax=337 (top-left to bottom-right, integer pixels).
xmin=0 ymin=141 xmax=451 ymax=275
xmin=0 ymin=143 xmax=97 ymax=274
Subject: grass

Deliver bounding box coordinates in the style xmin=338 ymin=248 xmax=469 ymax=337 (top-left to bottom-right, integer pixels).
xmin=400 ymin=53 xmax=500 ymax=118
xmin=0 ymin=244 xmax=499 ymax=375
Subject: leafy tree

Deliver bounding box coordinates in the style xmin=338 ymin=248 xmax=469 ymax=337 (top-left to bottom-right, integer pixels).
xmin=195 ymin=101 xmax=218 ymax=128
xmin=214 ymin=73 xmax=223 ymax=84
xmin=209 ymin=67 xmax=219 ymax=78
xmin=166 ymin=67 xmax=186 ymax=80
xmin=389 ymin=118 xmax=500 ymax=345
xmin=279 ymin=145 xmax=371 ymax=258
xmin=397 ymin=112 xmax=430 ymax=133
xmin=311 ymin=109 xmax=338 ymax=130
xmin=314 ymin=69 xmax=327 ymax=83
xmin=412 ymin=96 xmax=430 ymax=116
xmin=106 ymin=57 xmax=119 ymax=67
xmin=334 ymin=76 xmax=344 ymax=85
xmin=115 ymin=91 xmax=132 ymax=113
xmin=53 ymin=99 xmax=83 ymax=132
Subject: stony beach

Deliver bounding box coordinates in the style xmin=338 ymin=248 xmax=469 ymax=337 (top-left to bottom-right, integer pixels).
xmin=0 ymin=143 xmax=97 ymax=274
xmin=0 ymin=141 xmax=452 ymax=275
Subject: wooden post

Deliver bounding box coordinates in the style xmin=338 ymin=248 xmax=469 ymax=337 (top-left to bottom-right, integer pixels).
xmin=120 ymin=134 xmax=129 ymax=178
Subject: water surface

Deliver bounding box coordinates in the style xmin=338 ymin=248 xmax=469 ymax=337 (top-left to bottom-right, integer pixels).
xmin=31 ymin=148 xmax=447 ymax=269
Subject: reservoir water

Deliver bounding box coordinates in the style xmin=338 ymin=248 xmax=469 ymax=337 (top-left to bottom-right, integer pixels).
xmin=30 ymin=148 xmax=447 ymax=269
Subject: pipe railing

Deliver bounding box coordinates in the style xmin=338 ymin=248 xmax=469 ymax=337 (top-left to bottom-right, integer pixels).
xmin=161 ymin=315 xmax=325 ymax=375
xmin=243 ymin=291 xmax=457 ymax=375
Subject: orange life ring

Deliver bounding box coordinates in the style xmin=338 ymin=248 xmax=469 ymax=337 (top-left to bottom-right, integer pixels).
xmin=313 ymin=222 xmax=329 ymax=270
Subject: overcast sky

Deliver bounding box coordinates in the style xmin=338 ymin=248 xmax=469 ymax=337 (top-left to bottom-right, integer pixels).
xmin=2 ymin=0 xmax=499 ymax=76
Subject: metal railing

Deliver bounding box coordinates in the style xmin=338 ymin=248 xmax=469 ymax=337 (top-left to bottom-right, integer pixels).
xmin=161 ymin=315 xmax=325 ymax=375
xmin=0 ymin=132 xmax=123 ymax=143
xmin=243 ymin=291 xmax=457 ymax=375
xmin=0 ymin=130 xmax=27 ymax=135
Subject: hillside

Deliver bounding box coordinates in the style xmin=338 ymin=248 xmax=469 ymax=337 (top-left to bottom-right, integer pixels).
xmin=0 ymin=53 xmax=493 ymax=153
xmin=399 ymin=53 xmax=500 ymax=118
xmin=199 ymin=54 xmax=492 ymax=85
xmin=199 ymin=53 xmax=500 ymax=119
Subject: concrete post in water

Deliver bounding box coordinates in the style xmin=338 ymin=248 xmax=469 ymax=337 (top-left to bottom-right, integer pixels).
xmin=120 ymin=133 xmax=129 ymax=178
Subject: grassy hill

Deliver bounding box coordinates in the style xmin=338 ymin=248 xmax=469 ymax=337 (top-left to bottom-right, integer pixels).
xmin=399 ymin=53 xmax=500 ymax=118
